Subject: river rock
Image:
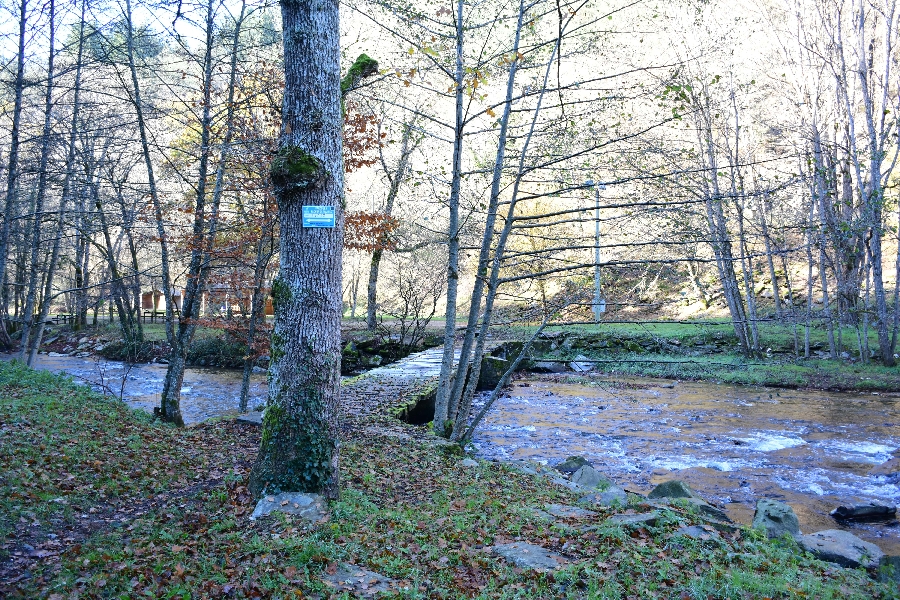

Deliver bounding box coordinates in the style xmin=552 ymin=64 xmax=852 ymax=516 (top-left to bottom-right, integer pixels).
xmin=830 ymin=502 xmax=896 ymax=522
xmin=869 ymin=457 xmax=900 ymax=482
xmin=477 ymin=356 xmax=509 ymax=391
xmin=250 ymin=492 xmax=328 ymax=522
xmin=798 ymin=529 xmax=884 ymax=568
xmin=569 ymin=354 xmax=594 ymax=372
xmin=554 ymin=456 xmax=591 ymax=474
xmin=493 ymin=542 xmax=566 ymax=570
xmin=571 ymin=465 xmax=612 ymax=490
xmin=648 ymin=480 xmax=701 ymax=500
xmin=458 ymin=458 xmax=479 ymax=468
xmin=753 ymin=498 xmax=801 ymax=538
xmin=580 ymin=486 xmax=628 ymax=507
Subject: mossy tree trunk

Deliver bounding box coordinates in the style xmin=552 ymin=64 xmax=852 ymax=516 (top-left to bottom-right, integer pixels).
xmin=248 ymin=0 xmax=343 ymax=500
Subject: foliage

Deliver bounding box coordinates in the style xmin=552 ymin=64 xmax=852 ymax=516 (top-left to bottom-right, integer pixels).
xmin=344 ymin=210 xmax=400 ymax=252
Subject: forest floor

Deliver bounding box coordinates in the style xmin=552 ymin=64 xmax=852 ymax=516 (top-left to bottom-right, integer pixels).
xmin=1 ymin=361 xmax=897 ymax=599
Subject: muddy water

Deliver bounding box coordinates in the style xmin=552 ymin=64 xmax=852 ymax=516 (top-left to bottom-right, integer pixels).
xmin=13 ymin=354 xmax=268 ymax=425
xmin=470 ymin=375 xmax=900 ymax=554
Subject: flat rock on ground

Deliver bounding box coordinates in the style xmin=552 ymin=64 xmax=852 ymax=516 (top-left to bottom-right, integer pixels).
xmin=250 ymin=492 xmax=328 ymax=522
xmin=604 ymin=511 xmax=661 ymax=528
xmin=492 ymin=542 xmax=567 ymax=571
xmin=321 ymin=563 xmax=397 ymax=597
xmin=675 ymin=525 xmax=720 ymax=540
xmin=580 ymin=486 xmax=628 ymax=507
xmin=798 ymin=529 xmax=885 ymax=568
xmin=571 ymin=465 xmax=612 ymax=490
xmin=543 ymin=503 xmax=597 ymax=519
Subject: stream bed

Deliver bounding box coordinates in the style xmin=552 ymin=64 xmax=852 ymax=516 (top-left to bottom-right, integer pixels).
xmin=470 ymin=374 xmax=900 ymax=554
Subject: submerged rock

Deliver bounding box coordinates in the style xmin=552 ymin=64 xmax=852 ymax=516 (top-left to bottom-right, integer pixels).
xmin=830 ymin=502 xmax=896 ymax=522
xmin=753 ymin=498 xmax=801 ymax=538
xmin=554 ymin=456 xmax=591 ymax=474
xmin=869 ymin=457 xmax=900 ymax=482
xmin=798 ymin=529 xmax=884 ymax=568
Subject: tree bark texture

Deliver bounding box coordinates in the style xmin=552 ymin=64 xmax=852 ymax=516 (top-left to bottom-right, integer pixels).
xmin=249 ymin=0 xmax=342 ymax=500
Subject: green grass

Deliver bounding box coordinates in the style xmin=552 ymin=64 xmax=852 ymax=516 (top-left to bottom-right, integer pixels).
xmin=512 ymin=319 xmax=900 ymax=391
xmin=1 ymin=362 xmax=896 ymax=598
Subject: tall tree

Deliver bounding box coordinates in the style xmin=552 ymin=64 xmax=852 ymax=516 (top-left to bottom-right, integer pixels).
xmin=248 ymin=0 xmax=351 ymax=499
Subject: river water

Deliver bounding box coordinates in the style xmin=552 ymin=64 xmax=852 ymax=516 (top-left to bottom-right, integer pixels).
xmin=470 ymin=374 xmax=900 ymax=554
xmin=14 ymin=354 xmax=268 ymax=424
xmin=12 ymin=352 xmax=900 ymax=554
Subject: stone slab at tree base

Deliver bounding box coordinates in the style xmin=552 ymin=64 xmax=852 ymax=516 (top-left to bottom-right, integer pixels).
xmin=321 ymin=563 xmax=398 ymax=597
xmin=492 ymin=542 xmax=567 ymax=571
xmin=798 ymin=529 xmax=885 ymax=569
xmin=250 ymin=492 xmax=328 ymax=522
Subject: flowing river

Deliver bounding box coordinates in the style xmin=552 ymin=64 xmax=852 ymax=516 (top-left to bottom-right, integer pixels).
xmin=11 ymin=352 xmax=900 ymax=554
xmin=470 ymin=374 xmax=900 ymax=554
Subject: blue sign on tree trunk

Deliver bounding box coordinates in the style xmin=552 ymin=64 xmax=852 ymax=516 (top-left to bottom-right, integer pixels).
xmin=302 ymin=205 xmax=335 ymax=228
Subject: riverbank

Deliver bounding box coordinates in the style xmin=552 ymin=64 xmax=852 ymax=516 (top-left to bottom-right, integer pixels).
xmin=1 ymin=362 xmax=896 ymax=598
xmin=522 ymin=322 xmax=900 ymax=392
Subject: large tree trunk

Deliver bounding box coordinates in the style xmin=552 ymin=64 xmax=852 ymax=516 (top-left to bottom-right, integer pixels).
xmin=249 ymin=0 xmax=343 ymax=500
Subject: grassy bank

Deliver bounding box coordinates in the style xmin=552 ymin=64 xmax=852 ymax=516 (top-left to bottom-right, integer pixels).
xmin=1 ymin=362 xmax=895 ymax=598
xmin=520 ymin=321 xmax=900 ymax=392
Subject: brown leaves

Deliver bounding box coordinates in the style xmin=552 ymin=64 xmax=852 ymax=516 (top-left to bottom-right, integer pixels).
xmin=344 ymin=211 xmax=400 ymax=252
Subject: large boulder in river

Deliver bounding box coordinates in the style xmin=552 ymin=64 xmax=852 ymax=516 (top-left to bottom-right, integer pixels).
xmin=554 ymin=456 xmax=591 ymax=474
xmin=752 ymin=499 xmax=800 ymax=539
xmin=798 ymin=529 xmax=884 ymax=568
xmin=648 ymin=480 xmax=701 ymax=500
xmin=830 ymin=502 xmax=896 ymax=522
